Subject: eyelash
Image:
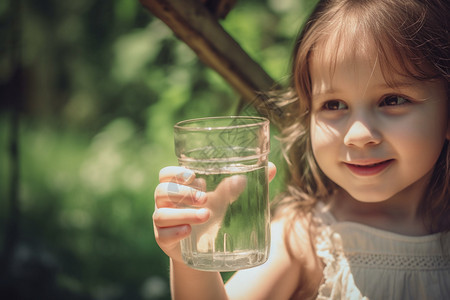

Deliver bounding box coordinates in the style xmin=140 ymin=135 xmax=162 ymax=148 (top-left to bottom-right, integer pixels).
xmin=379 ymin=95 xmax=411 ymax=106
xmin=320 ymin=95 xmax=412 ymax=111
xmin=322 ymin=100 xmax=347 ymax=111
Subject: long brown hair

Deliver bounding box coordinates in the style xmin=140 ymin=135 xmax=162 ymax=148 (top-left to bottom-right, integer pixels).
xmin=271 ymin=0 xmax=450 ymax=233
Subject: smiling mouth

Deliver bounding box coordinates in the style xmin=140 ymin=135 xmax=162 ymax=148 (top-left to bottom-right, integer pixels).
xmin=344 ymin=159 xmax=394 ymax=176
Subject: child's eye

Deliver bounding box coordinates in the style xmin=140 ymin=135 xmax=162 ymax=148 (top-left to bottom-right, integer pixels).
xmin=380 ymin=95 xmax=410 ymax=106
xmin=323 ymin=100 xmax=347 ymax=110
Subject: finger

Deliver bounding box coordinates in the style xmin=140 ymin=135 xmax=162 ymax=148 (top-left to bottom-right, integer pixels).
xmin=268 ymin=162 xmax=277 ymax=183
xmin=154 ymin=224 xmax=191 ymax=246
xmin=159 ymin=167 xmax=206 ymax=191
xmin=154 ymin=182 xmax=207 ymax=208
xmin=153 ymin=207 xmax=210 ymax=227
xmin=215 ymin=175 xmax=247 ymax=203
xmin=159 ymin=166 xmax=195 ymax=184
xmin=191 ymin=177 xmax=206 ymax=192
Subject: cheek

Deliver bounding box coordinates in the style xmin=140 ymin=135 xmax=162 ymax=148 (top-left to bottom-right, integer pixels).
xmin=389 ymin=113 xmax=447 ymax=154
xmin=386 ymin=116 xmax=447 ymax=173
xmin=310 ymin=117 xmax=342 ymax=165
xmin=310 ymin=118 xmax=341 ymax=151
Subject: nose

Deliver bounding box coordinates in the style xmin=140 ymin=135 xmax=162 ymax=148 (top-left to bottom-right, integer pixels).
xmin=344 ymin=119 xmax=382 ymax=148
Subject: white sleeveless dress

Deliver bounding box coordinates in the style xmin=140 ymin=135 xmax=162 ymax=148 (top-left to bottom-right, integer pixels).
xmin=313 ymin=204 xmax=450 ymax=300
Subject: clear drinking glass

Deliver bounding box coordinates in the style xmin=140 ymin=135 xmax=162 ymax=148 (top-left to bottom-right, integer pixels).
xmin=174 ymin=116 xmax=270 ymax=271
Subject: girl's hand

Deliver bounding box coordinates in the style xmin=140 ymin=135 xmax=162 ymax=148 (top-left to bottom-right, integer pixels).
xmin=153 ymin=163 xmax=277 ymax=264
xmin=153 ymin=166 xmax=208 ymax=263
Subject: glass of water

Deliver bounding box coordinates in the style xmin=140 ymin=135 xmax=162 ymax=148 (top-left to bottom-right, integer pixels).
xmin=174 ymin=116 xmax=270 ymax=271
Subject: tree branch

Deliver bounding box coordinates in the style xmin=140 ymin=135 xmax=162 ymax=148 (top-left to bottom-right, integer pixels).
xmin=139 ymin=0 xmax=281 ymax=118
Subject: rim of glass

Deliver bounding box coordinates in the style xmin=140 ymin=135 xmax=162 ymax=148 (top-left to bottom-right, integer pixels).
xmin=174 ymin=116 xmax=269 ymax=131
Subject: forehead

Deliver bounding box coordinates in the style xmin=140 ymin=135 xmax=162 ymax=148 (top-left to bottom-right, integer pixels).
xmin=310 ymin=20 xmax=379 ymax=71
xmin=308 ymin=25 xmax=412 ymax=90
xmin=309 ymin=34 xmax=378 ymax=88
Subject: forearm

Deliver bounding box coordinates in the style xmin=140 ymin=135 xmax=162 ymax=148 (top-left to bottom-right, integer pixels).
xmin=170 ymin=259 xmax=228 ymax=300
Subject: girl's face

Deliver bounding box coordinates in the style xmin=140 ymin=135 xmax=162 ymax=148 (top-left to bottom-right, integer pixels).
xmin=309 ymin=44 xmax=450 ymax=204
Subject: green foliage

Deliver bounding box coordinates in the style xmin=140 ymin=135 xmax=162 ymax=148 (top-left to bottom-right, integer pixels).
xmin=0 ymin=0 xmax=318 ymax=299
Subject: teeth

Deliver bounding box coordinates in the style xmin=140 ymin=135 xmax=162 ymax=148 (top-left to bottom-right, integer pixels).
xmin=355 ymin=162 xmax=381 ymax=167
xmin=367 ymin=163 xmax=379 ymax=167
xmin=356 ymin=161 xmax=387 ymax=167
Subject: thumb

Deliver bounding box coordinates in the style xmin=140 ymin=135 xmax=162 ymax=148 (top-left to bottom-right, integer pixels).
xmin=215 ymin=175 xmax=248 ymax=204
xmin=268 ymin=162 xmax=277 ymax=183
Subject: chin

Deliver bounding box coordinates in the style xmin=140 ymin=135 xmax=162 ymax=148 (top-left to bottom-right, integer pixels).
xmin=345 ymin=189 xmax=393 ymax=203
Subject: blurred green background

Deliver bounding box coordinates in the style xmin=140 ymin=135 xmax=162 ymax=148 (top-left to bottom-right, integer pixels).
xmin=0 ymin=0 xmax=317 ymax=299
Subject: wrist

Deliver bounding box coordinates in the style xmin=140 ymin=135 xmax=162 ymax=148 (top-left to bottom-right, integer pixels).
xmin=170 ymin=258 xmax=227 ymax=300
xmin=170 ymin=258 xmax=191 ymax=272
xmin=170 ymin=258 xmax=214 ymax=275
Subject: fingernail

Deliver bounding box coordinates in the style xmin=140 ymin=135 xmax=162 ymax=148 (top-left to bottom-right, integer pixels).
xmin=180 ymin=225 xmax=191 ymax=235
xmin=195 ymin=191 xmax=206 ymax=204
xmin=182 ymin=171 xmax=194 ymax=182
xmin=196 ymin=208 xmax=209 ymax=219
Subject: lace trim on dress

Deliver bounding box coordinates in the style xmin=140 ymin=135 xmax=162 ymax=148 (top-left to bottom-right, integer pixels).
xmin=313 ymin=204 xmax=450 ymax=299
xmin=345 ymin=252 xmax=450 ymax=270
xmin=315 ymin=218 xmax=367 ymax=300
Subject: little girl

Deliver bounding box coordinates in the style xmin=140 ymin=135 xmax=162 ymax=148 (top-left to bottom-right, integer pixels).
xmin=153 ymin=0 xmax=450 ymax=298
